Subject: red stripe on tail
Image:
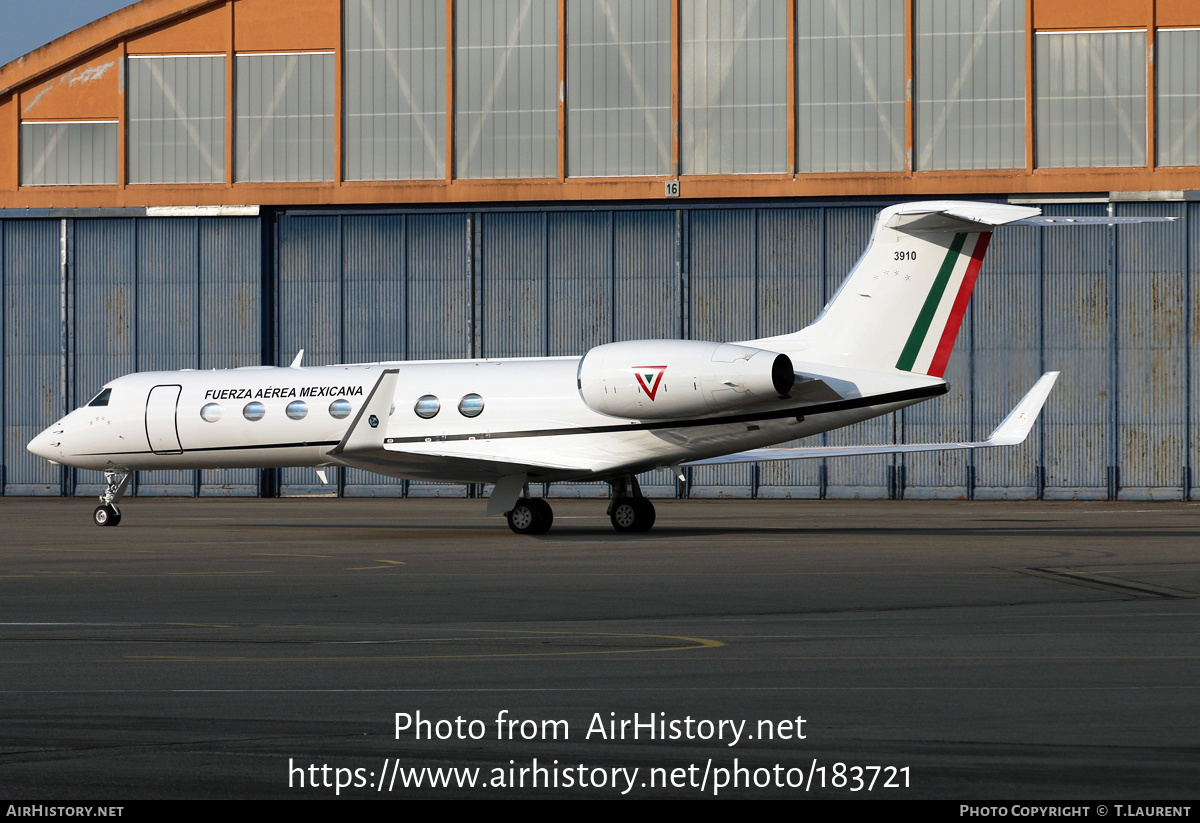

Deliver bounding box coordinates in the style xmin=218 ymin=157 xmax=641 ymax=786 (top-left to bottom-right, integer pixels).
xmin=927 ymin=232 xmax=991 ymax=378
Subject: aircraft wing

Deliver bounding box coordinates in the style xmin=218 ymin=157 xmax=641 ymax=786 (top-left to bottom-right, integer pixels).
xmin=332 ymin=445 xmax=602 ymax=482
xmin=685 ymin=371 xmax=1059 ymax=466
xmin=325 ymin=374 xmax=603 ymax=481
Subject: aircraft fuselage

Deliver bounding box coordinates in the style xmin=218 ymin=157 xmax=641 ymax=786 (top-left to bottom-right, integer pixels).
xmin=28 ymin=357 xmax=937 ymax=484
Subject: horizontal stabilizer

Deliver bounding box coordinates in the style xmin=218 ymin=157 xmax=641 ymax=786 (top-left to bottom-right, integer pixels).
xmin=684 ymin=372 xmax=1058 ymax=466
xmin=1013 ymin=216 xmax=1180 ymax=226
xmin=885 ymin=202 xmax=1040 ymax=232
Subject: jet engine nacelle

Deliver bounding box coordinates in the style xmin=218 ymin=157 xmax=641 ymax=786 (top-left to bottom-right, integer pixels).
xmin=577 ymin=339 xmax=795 ymax=420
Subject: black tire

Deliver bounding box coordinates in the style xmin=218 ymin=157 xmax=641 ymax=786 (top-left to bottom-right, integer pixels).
xmin=529 ymin=498 xmax=554 ymax=534
xmin=93 ymin=504 xmax=121 ymax=527
xmin=610 ymin=497 xmax=655 ymax=533
xmin=507 ymin=498 xmax=553 ymax=535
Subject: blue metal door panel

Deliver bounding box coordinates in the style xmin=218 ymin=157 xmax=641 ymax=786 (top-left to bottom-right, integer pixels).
xmin=3 ymin=220 xmax=63 ymax=494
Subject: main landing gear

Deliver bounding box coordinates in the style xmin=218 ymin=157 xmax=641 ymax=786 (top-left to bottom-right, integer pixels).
xmin=506 ymin=497 xmax=554 ymax=535
xmin=503 ymin=475 xmax=657 ymax=535
xmin=607 ymin=475 xmax=656 ymax=533
xmin=93 ymin=470 xmax=131 ymax=527
xmin=609 ymin=496 xmax=655 ymax=533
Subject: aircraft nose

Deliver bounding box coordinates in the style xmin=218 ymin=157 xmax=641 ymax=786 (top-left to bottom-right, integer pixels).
xmin=27 ymin=423 xmax=64 ymax=461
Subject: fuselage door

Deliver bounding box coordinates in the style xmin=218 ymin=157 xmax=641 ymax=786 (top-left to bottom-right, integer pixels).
xmin=145 ymin=384 xmax=183 ymax=455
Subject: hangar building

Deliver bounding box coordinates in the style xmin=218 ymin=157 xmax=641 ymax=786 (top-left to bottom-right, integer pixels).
xmin=2 ymin=0 xmax=1199 ymax=501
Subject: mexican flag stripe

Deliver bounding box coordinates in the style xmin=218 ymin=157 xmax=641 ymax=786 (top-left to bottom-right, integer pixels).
xmin=927 ymin=232 xmax=992 ymax=378
xmin=895 ymin=232 xmax=967 ymax=372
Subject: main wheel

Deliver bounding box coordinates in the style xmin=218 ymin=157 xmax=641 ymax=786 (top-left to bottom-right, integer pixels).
xmin=610 ymin=497 xmax=655 ymax=533
xmin=506 ymin=498 xmax=554 ymax=535
xmin=93 ymin=504 xmax=121 ymax=527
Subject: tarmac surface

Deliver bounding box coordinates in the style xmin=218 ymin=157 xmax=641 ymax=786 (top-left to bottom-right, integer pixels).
xmin=0 ymin=496 xmax=1197 ymax=799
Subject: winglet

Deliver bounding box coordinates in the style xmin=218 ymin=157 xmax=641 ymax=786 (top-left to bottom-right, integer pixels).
xmin=290 ymin=349 xmax=305 ymax=368
xmin=682 ymin=371 xmax=1060 ymax=467
xmin=985 ymin=371 xmax=1059 ymax=446
xmin=327 ymin=369 xmax=399 ymax=456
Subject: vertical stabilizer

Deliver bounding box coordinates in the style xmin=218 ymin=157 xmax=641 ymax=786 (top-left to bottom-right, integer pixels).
xmin=752 ymin=201 xmax=1039 ymax=377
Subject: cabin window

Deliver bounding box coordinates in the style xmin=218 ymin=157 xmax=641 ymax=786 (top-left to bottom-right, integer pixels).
xmin=286 ymin=400 xmax=309 ymax=420
xmin=414 ymin=395 xmax=440 ymax=419
xmin=200 ymin=403 xmax=223 ymax=422
xmin=87 ymin=388 xmax=112 ymax=407
xmin=243 ymin=401 xmax=266 ymax=421
xmin=329 ymin=399 xmax=353 ymax=419
xmin=458 ymin=393 xmax=484 ymax=417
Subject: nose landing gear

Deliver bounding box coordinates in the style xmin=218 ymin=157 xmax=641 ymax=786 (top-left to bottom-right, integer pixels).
xmin=93 ymin=504 xmax=121 ymax=527
xmin=94 ymin=470 xmax=131 ymax=527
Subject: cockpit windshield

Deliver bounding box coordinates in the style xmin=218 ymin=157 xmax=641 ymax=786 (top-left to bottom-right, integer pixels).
xmin=87 ymin=388 xmax=112 ymax=407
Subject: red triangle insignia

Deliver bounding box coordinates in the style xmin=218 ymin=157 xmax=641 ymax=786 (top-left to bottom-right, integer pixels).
xmin=632 ymin=365 xmax=667 ymax=400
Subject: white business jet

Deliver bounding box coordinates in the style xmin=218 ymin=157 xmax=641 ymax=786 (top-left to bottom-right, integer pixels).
xmin=32 ymin=200 xmax=1144 ymax=534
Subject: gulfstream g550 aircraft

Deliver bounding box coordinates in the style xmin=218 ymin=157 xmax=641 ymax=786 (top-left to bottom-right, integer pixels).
xmin=35 ymin=199 xmax=1136 ymax=534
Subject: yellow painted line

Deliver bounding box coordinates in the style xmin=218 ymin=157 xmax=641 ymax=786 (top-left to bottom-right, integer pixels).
xmin=25 ymin=571 xmax=104 ymax=576
xmin=116 ymin=652 xmax=1200 ymax=663
xmin=345 ymin=559 xmax=407 ymax=569
xmin=252 ymin=553 xmax=334 ymax=559
xmin=1013 ymin=567 xmax=1196 ymax=599
xmin=121 ymin=629 xmax=724 ymax=662
xmin=0 ymin=571 xmax=277 ymax=579
xmin=153 ymin=571 xmax=275 ymax=577
xmin=32 ymin=548 xmax=153 ymax=554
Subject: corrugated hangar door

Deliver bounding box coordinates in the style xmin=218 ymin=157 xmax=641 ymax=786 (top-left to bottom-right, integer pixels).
xmin=258 ymin=201 xmax=1200 ymax=503
xmin=6 ymin=201 xmax=1200 ymax=503
xmin=1 ymin=215 xmax=263 ymax=499
xmin=274 ymin=212 xmax=472 ymax=498
xmin=2 ymin=220 xmax=64 ymax=495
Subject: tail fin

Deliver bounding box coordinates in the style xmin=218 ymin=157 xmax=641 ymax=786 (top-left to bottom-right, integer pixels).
xmin=756 ymin=201 xmax=1039 ymax=377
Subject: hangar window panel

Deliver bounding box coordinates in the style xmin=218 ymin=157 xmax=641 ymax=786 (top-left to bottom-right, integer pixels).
xmin=566 ymin=0 xmax=671 ymax=177
xmin=682 ymin=0 xmax=788 ymax=175
xmin=19 ymin=122 xmax=118 ymax=186
xmin=914 ymin=0 xmax=1025 ymax=171
xmin=128 ymin=55 xmax=226 ymax=184
xmin=796 ymin=0 xmax=905 ymax=173
xmin=455 ymin=0 xmax=558 ymax=179
xmin=1036 ymin=30 xmax=1147 ymax=169
xmin=236 ymin=52 xmax=335 ymax=182
xmin=1156 ymin=29 xmax=1200 ymax=167
xmin=344 ymin=0 xmax=447 ymax=180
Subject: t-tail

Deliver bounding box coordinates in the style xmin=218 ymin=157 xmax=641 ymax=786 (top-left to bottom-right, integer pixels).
xmin=755 ymin=201 xmax=1040 ymax=377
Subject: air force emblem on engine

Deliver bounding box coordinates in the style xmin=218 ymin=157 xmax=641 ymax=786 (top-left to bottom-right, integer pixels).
xmin=632 ymin=366 xmax=667 ymax=400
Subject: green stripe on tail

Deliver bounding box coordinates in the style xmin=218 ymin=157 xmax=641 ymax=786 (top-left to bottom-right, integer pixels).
xmin=895 ymin=232 xmax=967 ymax=372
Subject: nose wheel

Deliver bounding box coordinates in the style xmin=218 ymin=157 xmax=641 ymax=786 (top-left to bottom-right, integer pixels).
xmin=93 ymin=470 xmax=131 ymax=527
xmin=93 ymin=504 xmax=122 ymax=527
xmin=506 ymin=498 xmax=554 ymax=535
